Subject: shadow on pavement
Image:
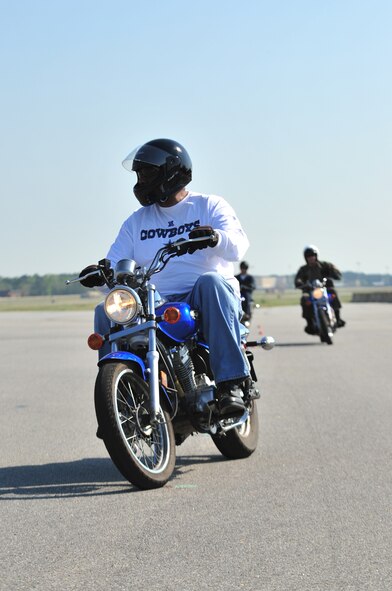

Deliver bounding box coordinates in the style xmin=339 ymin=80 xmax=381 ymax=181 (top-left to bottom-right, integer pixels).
xmin=0 ymin=453 xmax=226 ymax=499
xmin=0 ymin=457 xmax=134 ymax=499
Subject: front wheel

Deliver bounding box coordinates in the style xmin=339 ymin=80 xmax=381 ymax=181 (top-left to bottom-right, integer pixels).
xmin=94 ymin=362 xmax=176 ymax=489
xmin=211 ymin=401 xmax=259 ymax=459
xmin=318 ymin=308 xmax=333 ymax=345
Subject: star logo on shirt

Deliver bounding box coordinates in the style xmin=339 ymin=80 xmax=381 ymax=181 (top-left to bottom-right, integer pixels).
xmin=168 ymin=221 xmax=175 ymax=227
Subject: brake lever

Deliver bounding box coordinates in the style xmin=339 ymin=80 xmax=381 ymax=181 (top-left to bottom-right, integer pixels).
xmin=65 ymin=269 xmax=99 ymax=285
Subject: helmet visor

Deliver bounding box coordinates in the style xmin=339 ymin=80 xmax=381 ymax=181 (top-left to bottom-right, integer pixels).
xmin=122 ymin=144 xmax=177 ymax=171
xmin=134 ymin=163 xmax=160 ymax=185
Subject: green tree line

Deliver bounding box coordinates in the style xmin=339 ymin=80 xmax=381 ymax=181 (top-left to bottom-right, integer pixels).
xmin=0 ymin=274 xmax=86 ymax=296
xmin=0 ymin=271 xmax=391 ymax=297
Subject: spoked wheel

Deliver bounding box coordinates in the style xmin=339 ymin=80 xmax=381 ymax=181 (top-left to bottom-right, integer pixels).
xmin=318 ymin=309 xmax=333 ymax=345
xmin=211 ymin=401 xmax=259 ymax=459
xmin=95 ymin=362 xmax=176 ymax=489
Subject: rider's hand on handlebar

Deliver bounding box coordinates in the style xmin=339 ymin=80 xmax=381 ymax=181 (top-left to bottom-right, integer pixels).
xmin=187 ymin=226 xmax=219 ymax=254
xmin=301 ymin=283 xmax=312 ymax=293
xmin=295 ymin=280 xmax=312 ymax=293
xmin=79 ymin=265 xmax=105 ymax=288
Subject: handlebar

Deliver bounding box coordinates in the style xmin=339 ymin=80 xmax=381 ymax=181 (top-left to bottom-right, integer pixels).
xmin=66 ymin=235 xmax=216 ymax=288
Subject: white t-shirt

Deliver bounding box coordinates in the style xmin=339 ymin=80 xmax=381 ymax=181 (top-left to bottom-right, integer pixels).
xmin=106 ymin=191 xmax=249 ymax=298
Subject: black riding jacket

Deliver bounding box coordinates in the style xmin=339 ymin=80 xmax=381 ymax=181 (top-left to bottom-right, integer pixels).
xmin=294 ymin=261 xmax=341 ymax=288
xmin=235 ymin=272 xmax=256 ymax=294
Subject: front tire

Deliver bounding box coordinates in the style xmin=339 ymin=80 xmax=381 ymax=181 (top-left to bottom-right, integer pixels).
xmin=319 ymin=308 xmax=333 ymax=345
xmin=211 ymin=401 xmax=259 ymax=459
xmin=95 ymin=362 xmax=176 ymax=489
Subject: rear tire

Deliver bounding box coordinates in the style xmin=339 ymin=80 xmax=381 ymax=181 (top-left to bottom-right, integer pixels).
xmin=95 ymin=362 xmax=176 ymax=489
xmin=319 ymin=309 xmax=333 ymax=345
xmin=211 ymin=401 xmax=259 ymax=459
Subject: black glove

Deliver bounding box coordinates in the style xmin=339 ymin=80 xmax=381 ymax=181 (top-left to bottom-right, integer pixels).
xmin=79 ymin=265 xmax=105 ymax=288
xmin=187 ymin=225 xmax=219 ymax=254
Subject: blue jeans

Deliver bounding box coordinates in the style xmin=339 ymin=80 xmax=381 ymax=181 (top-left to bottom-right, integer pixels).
xmin=94 ymin=272 xmax=249 ymax=385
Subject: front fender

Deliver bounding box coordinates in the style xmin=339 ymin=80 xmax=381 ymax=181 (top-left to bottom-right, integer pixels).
xmin=97 ymin=352 xmax=174 ymax=413
xmin=98 ymin=351 xmax=146 ymax=377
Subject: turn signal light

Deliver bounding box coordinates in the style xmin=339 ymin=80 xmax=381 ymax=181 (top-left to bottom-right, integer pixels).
xmin=160 ymin=370 xmax=168 ymax=388
xmin=87 ymin=333 xmax=104 ymax=350
xmin=163 ymin=307 xmax=181 ymax=324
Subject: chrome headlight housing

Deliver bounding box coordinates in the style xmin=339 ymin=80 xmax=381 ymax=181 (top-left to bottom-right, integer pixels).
xmin=104 ymin=287 xmax=142 ymax=325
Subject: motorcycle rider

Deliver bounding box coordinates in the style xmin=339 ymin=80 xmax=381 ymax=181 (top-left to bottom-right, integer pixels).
xmin=294 ymin=245 xmax=346 ymax=334
xmin=235 ymin=261 xmax=256 ymax=322
xmin=94 ymin=138 xmax=251 ymax=418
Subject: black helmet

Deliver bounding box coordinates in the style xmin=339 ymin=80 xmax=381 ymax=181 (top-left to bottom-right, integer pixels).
xmin=303 ymin=244 xmax=319 ymax=260
xmin=122 ymin=138 xmax=192 ymax=206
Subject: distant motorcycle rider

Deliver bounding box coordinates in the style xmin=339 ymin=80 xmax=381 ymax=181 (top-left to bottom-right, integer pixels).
xmin=235 ymin=261 xmax=256 ymax=322
xmin=294 ymin=245 xmax=346 ymax=334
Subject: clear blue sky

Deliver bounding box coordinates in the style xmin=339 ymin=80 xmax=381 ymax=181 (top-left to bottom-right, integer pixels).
xmin=1 ymin=0 xmax=391 ymax=277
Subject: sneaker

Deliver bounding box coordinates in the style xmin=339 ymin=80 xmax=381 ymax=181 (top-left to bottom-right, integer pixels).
xmin=217 ymin=380 xmax=246 ymax=418
xmin=337 ymin=319 xmax=346 ymax=328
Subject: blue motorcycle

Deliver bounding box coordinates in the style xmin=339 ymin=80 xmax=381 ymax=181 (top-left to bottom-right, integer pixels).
xmin=67 ymin=234 xmax=274 ymax=490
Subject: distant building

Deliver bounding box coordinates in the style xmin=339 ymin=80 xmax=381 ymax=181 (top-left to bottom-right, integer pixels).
xmin=259 ymin=276 xmax=277 ymax=291
xmin=254 ymin=276 xmax=290 ymax=293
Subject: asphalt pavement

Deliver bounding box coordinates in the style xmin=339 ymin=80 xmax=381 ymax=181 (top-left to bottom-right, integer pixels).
xmin=0 ymin=304 xmax=391 ymax=590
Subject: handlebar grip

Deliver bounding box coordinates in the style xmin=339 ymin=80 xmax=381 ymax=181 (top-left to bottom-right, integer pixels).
xmin=79 ymin=265 xmax=105 ymax=288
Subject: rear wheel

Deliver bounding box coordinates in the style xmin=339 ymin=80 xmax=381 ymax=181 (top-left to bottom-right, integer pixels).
xmin=211 ymin=401 xmax=259 ymax=459
xmin=319 ymin=309 xmax=333 ymax=345
xmin=95 ymin=362 xmax=176 ymax=489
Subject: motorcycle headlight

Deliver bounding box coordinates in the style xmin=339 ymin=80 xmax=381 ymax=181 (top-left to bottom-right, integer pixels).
xmin=312 ymin=287 xmax=324 ymax=299
xmin=104 ymin=288 xmax=142 ymax=325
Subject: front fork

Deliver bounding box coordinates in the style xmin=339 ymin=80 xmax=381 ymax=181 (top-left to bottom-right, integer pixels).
xmin=107 ymin=284 xmax=161 ymax=425
xmin=312 ymin=300 xmax=321 ymax=331
xmin=145 ymin=284 xmax=160 ymax=425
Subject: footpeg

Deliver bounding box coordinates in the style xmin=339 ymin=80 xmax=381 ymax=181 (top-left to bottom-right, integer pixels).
xmin=249 ymin=388 xmax=260 ymax=400
xmin=243 ymin=385 xmax=260 ymax=401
